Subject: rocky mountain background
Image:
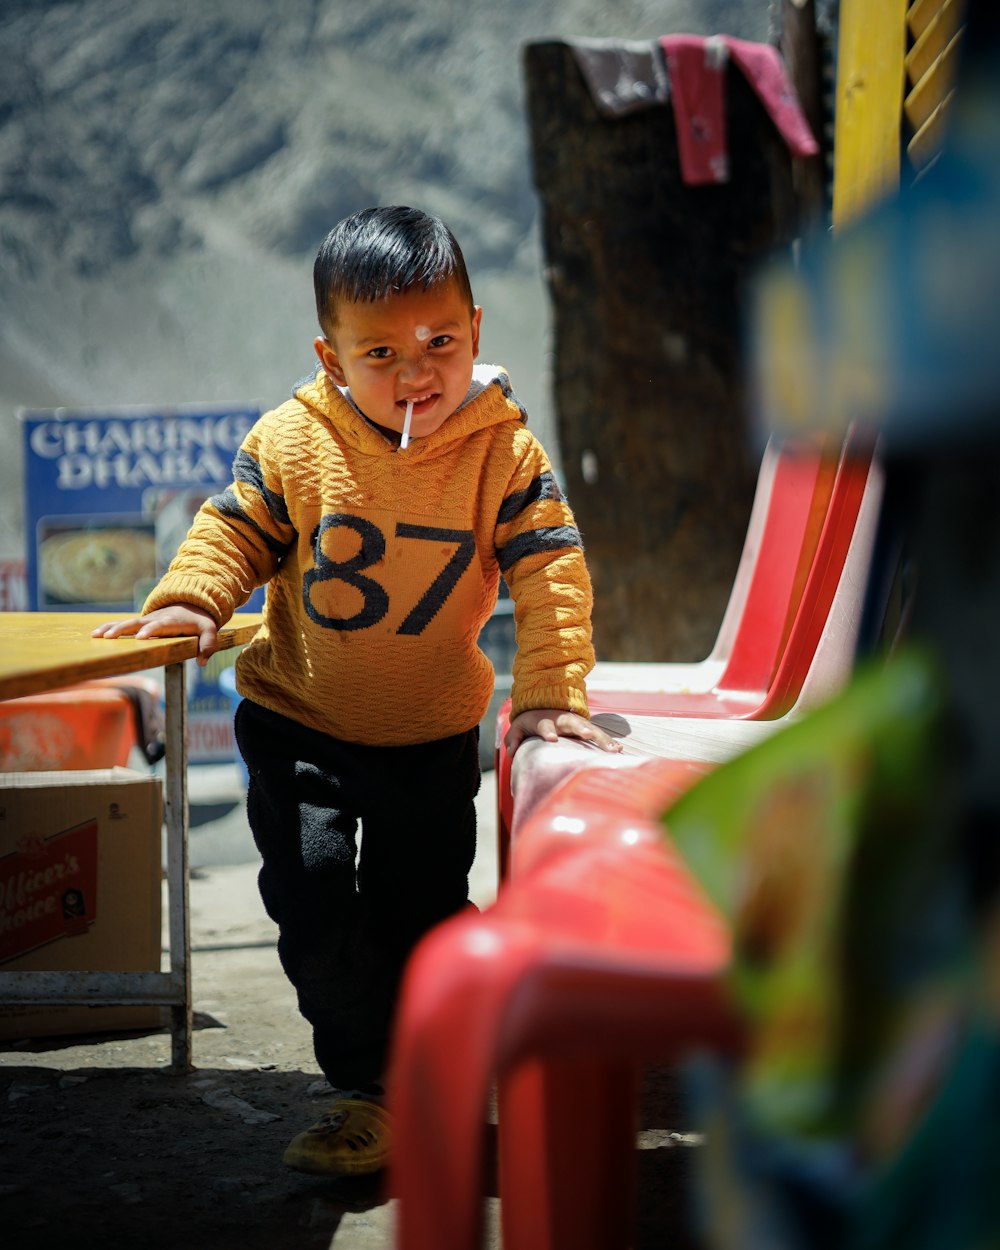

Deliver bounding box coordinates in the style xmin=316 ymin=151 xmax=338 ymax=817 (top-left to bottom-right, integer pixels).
xmin=0 ymin=0 xmax=773 ymax=563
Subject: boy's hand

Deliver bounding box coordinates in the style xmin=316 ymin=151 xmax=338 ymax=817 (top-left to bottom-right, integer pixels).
xmin=504 ymin=708 xmax=623 ymax=757
xmin=91 ymin=604 xmax=220 ymax=667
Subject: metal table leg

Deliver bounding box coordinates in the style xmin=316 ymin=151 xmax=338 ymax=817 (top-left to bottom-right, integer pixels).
xmin=163 ymin=660 xmax=192 ymax=1073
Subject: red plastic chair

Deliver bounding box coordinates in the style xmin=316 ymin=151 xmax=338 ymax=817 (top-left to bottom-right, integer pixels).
xmin=389 ymin=758 xmax=738 ymax=1250
xmin=391 ymin=649 xmax=940 ymax=1250
xmin=496 ymin=439 xmax=882 ymax=874
xmin=586 ymin=434 xmax=831 ymax=700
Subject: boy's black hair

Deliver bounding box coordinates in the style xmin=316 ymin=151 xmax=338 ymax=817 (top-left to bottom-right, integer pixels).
xmin=313 ymin=206 xmax=474 ymax=336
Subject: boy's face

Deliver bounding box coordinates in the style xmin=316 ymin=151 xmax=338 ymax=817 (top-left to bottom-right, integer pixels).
xmin=314 ymin=279 xmax=482 ymax=441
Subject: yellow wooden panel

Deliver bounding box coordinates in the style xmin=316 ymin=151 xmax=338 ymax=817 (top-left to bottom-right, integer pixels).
xmin=904 ymin=31 xmax=963 ymax=130
xmin=906 ymin=0 xmax=964 ymax=85
xmin=907 ymin=0 xmax=946 ymax=41
xmin=832 ymin=0 xmax=910 ymax=230
xmin=907 ymin=90 xmax=954 ymax=170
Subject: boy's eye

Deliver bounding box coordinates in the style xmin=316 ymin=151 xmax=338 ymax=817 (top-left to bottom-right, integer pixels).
xmin=429 ymin=334 xmax=452 ymax=349
xmin=367 ymin=346 xmax=392 ymax=359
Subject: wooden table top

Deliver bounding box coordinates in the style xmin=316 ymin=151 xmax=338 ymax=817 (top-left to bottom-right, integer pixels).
xmin=0 ymin=612 xmax=264 ymax=701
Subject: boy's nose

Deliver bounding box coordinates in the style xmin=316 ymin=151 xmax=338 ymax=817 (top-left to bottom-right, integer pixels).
xmin=399 ymin=352 xmax=433 ymax=384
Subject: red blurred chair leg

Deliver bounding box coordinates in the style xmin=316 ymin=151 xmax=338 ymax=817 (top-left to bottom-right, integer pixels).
xmin=498 ymin=1055 xmax=640 ymax=1250
xmin=391 ymin=836 xmax=736 ymax=1250
xmin=391 ymin=914 xmax=542 ymax=1250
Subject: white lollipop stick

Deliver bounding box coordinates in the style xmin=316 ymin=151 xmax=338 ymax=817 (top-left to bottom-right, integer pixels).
xmin=400 ymin=400 xmax=414 ymax=449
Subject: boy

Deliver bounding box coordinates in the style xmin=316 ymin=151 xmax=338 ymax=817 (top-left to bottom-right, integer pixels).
xmin=94 ymin=205 xmax=620 ymax=1175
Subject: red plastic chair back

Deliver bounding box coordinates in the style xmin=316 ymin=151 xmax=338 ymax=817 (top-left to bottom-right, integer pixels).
xmin=584 ymin=437 xmax=873 ymax=717
xmin=746 ymin=442 xmax=874 ymax=717
xmin=702 ymin=443 xmax=836 ymax=694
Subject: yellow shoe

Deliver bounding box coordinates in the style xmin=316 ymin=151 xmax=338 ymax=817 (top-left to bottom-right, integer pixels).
xmin=282 ymin=1097 xmax=390 ymax=1176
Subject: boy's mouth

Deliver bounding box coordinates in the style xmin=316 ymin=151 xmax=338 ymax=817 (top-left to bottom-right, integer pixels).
xmin=398 ymin=392 xmax=437 ymax=416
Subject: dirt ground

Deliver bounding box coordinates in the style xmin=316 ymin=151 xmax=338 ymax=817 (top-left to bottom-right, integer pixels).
xmin=1 ymin=768 xmax=703 ymax=1250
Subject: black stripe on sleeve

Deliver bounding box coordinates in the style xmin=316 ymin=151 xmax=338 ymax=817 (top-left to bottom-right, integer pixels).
xmin=497 ymin=472 xmax=565 ymax=524
xmin=232 ymin=449 xmax=291 ymax=526
xmin=497 ymin=525 xmax=583 ymax=572
xmin=208 ymin=488 xmax=291 ymax=556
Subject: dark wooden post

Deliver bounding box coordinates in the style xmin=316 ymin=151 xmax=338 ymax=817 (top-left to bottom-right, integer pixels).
xmin=524 ymin=40 xmax=807 ymax=661
xmin=782 ymin=0 xmax=830 ymax=226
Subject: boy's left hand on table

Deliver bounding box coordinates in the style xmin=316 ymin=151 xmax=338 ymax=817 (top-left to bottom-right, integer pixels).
xmin=504 ymin=709 xmax=623 ymax=757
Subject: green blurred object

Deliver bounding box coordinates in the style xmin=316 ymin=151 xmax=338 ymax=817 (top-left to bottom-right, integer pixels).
xmin=664 ymin=649 xmax=954 ymax=1144
xmin=660 ymin=649 xmax=1000 ymax=1250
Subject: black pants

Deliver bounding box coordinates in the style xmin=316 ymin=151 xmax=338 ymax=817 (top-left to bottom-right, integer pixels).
xmin=234 ymin=698 xmax=480 ymax=1089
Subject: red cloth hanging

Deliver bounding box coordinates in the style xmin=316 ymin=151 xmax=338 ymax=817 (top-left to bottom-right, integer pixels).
xmin=660 ymin=34 xmax=819 ymax=186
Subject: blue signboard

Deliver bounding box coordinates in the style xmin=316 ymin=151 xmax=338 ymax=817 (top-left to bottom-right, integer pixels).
xmin=19 ymin=402 xmax=262 ymax=761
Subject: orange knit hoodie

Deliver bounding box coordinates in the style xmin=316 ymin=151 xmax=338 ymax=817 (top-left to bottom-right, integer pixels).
xmin=143 ymin=364 xmax=595 ymax=746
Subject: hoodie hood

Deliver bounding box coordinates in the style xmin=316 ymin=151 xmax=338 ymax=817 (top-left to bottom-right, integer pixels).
xmin=293 ymin=362 xmax=527 ymax=460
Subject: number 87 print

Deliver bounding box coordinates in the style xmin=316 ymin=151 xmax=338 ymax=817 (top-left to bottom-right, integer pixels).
xmin=303 ymin=515 xmax=477 ymax=635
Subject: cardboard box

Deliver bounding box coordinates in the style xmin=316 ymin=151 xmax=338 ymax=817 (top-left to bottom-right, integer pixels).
xmin=0 ymin=767 xmax=162 ymax=1039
